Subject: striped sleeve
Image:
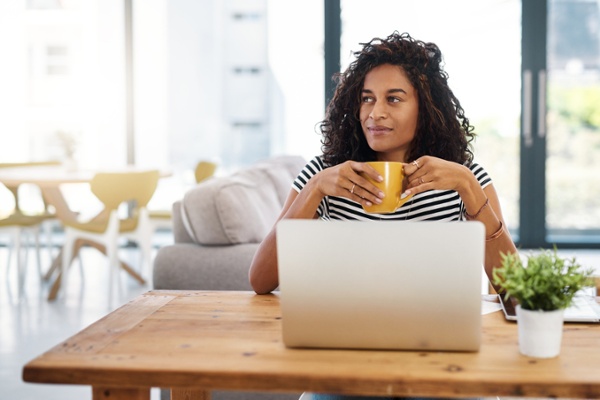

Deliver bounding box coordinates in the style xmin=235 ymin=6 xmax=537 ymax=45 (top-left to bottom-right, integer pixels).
xmin=460 ymin=162 xmax=493 ymax=221
xmin=469 ymin=162 xmax=492 ymax=189
xmin=292 ymin=156 xmax=328 ymax=219
xmin=292 ymin=156 xmax=325 ymax=192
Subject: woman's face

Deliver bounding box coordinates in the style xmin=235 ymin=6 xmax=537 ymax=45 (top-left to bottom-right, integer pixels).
xmin=359 ymin=63 xmax=419 ymax=162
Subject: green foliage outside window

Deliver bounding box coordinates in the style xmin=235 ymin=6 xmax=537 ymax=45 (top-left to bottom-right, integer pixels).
xmin=548 ymin=85 xmax=600 ymax=130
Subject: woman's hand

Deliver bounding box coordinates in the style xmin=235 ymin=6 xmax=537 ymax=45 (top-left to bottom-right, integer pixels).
xmin=249 ymin=160 xmax=384 ymax=294
xmin=401 ymin=156 xmax=473 ymax=198
xmin=311 ymin=160 xmax=385 ymax=207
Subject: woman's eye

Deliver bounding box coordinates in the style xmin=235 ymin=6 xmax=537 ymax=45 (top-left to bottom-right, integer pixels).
xmin=362 ymin=96 xmax=374 ymax=103
xmin=388 ymin=96 xmax=401 ymax=103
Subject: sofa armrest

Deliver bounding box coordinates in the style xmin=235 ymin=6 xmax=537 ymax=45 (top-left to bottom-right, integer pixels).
xmin=153 ymin=243 xmax=259 ymax=290
xmin=171 ymin=200 xmax=194 ymax=244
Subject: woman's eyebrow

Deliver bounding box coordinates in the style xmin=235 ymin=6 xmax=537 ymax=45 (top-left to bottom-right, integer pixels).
xmin=361 ymin=88 xmax=408 ymax=94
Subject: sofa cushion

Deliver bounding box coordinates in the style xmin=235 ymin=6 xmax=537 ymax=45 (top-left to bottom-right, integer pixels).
xmin=181 ymin=156 xmax=305 ymax=246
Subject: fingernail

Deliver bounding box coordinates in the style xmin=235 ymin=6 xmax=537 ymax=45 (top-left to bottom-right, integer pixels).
xmin=374 ymin=198 xmax=382 ymax=204
xmin=366 ymin=201 xmax=373 ymax=206
xmin=377 ymin=175 xmax=383 ymax=182
xmin=400 ymin=191 xmax=410 ymax=199
xmin=378 ymin=191 xmax=385 ymax=198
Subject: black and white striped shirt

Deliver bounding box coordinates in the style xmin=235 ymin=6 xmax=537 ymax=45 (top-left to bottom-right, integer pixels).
xmin=292 ymin=156 xmax=492 ymax=221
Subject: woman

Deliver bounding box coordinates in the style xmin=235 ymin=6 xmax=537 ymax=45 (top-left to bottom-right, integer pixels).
xmin=249 ymin=31 xmax=517 ymax=298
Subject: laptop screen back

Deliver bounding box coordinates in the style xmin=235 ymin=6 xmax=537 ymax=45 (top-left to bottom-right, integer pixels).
xmin=276 ymin=219 xmax=485 ymax=352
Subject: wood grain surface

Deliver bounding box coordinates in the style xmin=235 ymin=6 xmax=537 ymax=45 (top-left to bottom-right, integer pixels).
xmin=22 ymin=290 xmax=600 ymax=400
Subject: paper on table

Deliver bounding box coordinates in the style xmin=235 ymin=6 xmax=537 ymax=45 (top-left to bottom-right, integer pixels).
xmin=482 ymin=299 xmax=502 ymax=315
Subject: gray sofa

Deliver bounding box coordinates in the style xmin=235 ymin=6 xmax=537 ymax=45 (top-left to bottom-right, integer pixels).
xmin=153 ymin=155 xmax=306 ymax=400
xmin=153 ymin=154 xmax=306 ymax=290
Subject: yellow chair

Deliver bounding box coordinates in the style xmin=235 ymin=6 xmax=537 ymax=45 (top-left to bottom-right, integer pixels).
xmin=59 ymin=170 xmax=159 ymax=303
xmin=194 ymin=161 xmax=218 ymax=184
xmin=0 ymin=161 xmax=60 ymax=296
xmin=147 ymin=160 xmax=217 ymax=236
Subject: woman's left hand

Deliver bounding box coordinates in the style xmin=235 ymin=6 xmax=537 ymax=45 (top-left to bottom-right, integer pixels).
xmin=402 ymin=156 xmax=472 ymax=198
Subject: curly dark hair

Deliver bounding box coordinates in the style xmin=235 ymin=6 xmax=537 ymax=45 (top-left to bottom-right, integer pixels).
xmin=320 ymin=31 xmax=475 ymax=166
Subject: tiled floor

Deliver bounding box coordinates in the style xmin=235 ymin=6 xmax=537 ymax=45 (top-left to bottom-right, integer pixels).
xmin=1 ymin=236 xmax=599 ymax=400
xmin=0 ymin=233 xmax=172 ymax=400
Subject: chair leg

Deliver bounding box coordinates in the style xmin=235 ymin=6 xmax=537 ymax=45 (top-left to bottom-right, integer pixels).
xmin=43 ymin=256 xmax=56 ymax=281
xmin=136 ymin=210 xmax=154 ymax=280
xmin=47 ymin=239 xmax=85 ymax=301
xmin=140 ymin=234 xmax=153 ymax=280
xmin=78 ymin=248 xmax=85 ymax=281
xmin=60 ymin=233 xmax=75 ymax=300
xmin=83 ymin=239 xmax=146 ymax=285
xmin=44 ymin=237 xmax=83 ymax=282
xmin=119 ymin=260 xmax=146 ymax=285
xmin=6 ymin=238 xmax=13 ymax=275
xmin=34 ymin=226 xmax=43 ymax=280
xmin=44 ymin=220 xmax=54 ymax=266
xmin=16 ymin=229 xmax=26 ymax=298
xmin=106 ymin=240 xmax=120 ymax=306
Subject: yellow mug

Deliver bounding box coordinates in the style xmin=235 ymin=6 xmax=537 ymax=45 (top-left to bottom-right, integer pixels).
xmin=360 ymin=161 xmax=413 ymax=214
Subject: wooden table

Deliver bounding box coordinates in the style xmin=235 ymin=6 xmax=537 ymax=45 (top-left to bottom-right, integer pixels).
xmin=0 ymin=165 xmax=171 ymax=300
xmin=0 ymin=165 xmax=170 ymax=221
xmin=22 ymin=290 xmax=600 ymax=400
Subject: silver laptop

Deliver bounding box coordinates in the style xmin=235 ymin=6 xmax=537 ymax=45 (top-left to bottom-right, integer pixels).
xmin=276 ymin=219 xmax=485 ymax=352
xmin=499 ymin=292 xmax=600 ymax=323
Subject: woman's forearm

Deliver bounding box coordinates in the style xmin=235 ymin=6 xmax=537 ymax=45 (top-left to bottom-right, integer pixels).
xmin=249 ymin=180 xmax=325 ymax=294
xmin=458 ymin=178 xmax=518 ymax=292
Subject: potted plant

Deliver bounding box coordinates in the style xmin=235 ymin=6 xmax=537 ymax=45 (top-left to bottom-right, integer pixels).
xmin=492 ymin=248 xmax=594 ymax=358
xmin=55 ymin=130 xmax=79 ymax=171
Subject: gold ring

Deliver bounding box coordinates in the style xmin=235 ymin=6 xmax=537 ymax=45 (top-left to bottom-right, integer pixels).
xmin=412 ymin=160 xmax=420 ymax=169
xmin=350 ymin=184 xmax=356 ymax=194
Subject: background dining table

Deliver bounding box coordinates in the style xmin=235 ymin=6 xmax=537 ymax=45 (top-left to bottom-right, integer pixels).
xmin=0 ymin=164 xmax=172 ymax=300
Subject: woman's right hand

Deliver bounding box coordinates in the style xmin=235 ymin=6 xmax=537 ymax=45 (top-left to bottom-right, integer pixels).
xmin=250 ymin=160 xmax=384 ymax=295
xmin=310 ymin=160 xmax=385 ymax=207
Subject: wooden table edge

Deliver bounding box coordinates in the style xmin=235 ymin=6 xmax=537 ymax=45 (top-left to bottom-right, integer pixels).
xmin=20 ymin=290 xmax=600 ymax=400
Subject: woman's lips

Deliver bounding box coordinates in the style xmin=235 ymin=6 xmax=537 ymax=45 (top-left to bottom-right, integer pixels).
xmin=368 ymin=126 xmax=391 ymax=135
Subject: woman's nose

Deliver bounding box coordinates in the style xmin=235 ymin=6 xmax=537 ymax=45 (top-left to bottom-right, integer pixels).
xmin=369 ymin=101 xmax=387 ymax=119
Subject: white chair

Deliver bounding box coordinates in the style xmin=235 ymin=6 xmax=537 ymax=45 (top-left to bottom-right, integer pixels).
xmin=0 ymin=162 xmax=60 ymax=298
xmin=59 ymin=170 xmax=159 ymax=304
xmin=0 ymin=213 xmax=45 ymax=297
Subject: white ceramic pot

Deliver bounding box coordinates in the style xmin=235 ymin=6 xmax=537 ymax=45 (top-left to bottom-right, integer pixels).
xmin=516 ymin=305 xmax=565 ymax=358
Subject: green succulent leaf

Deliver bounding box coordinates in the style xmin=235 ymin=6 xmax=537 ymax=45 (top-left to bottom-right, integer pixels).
xmin=492 ymin=248 xmax=594 ymax=311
